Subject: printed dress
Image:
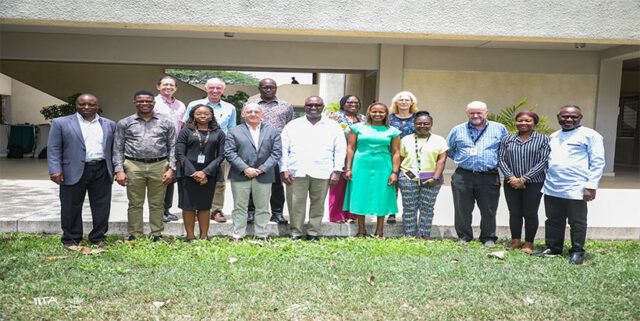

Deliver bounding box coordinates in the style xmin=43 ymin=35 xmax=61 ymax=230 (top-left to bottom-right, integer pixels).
xmin=326 ymin=111 xmax=366 ymax=221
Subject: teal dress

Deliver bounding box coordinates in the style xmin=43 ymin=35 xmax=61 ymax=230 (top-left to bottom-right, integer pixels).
xmin=343 ymin=123 xmax=401 ymax=216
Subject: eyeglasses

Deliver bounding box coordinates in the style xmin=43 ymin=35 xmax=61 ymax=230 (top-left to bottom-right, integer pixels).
xmin=260 ymin=86 xmax=276 ymax=90
xmin=135 ymin=100 xmax=154 ymax=104
xmin=194 ymin=112 xmax=212 ymax=116
xmin=346 ymin=101 xmax=360 ymax=105
xmin=305 ymin=103 xmax=324 ymax=107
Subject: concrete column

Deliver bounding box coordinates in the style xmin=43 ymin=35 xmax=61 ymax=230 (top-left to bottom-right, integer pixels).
xmin=595 ymin=60 xmax=623 ymax=173
xmin=318 ymin=73 xmax=345 ymax=106
xmin=377 ymin=44 xmax=404 ymax=105
xmin=344 ymin=73 xmax=365 ymax=99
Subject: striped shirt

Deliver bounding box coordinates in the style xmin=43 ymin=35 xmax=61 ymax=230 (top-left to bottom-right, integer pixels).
xmin=446 ymin=121 xmax=508 ymax=172
xmin=498 ymin=131 xmax=550 ymax=183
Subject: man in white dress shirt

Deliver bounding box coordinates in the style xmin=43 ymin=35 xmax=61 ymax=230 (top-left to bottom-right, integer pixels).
xmin=280 ymin=96 xmax=346 ymax=241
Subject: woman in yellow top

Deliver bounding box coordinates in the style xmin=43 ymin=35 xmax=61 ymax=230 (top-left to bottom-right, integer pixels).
xmin=398 ymin=111 xmax=448 ymax=240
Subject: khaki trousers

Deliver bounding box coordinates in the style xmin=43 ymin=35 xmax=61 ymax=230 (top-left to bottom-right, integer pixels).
xmin=286 ymin=175 xmax=329 ymax=237
xmin=211 ymin=160 xmax=230 ymax=212
xmin=230 ymin=179 xmax=271 ymax=238
xmin=124 ymin=159 xmax=168 ymax=237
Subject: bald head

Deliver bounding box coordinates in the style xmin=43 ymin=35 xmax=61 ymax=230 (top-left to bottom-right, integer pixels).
xmin=258 ymin=78 xmax=277 ymax=101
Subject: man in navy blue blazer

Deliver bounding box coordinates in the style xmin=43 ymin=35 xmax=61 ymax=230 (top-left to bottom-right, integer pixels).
xmin=47 ymin=94 xmax=116 ymax=247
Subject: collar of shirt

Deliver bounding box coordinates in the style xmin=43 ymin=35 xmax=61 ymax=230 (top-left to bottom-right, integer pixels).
xmin=157 ymin=94 xmax=175 ymax=105
xmin=467 ymin=120 xmax=488 ymax=131
xmin=134 ymin=112 xmax=160 ymax=121
xmin=258 ymin=96 xmax=279 ymax=104
xmin=76 ymin=112 xmax=100 ymax=124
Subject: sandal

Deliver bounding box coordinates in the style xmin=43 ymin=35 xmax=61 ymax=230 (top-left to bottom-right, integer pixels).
xmin=355 ymin=232 xmax=368 ymax=238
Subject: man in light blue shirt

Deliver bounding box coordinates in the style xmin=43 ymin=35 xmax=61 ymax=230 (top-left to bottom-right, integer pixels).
xmin=534 ymin=105 xmax=605 ymax=265
xmin=446 ymin=101 xmax=508 ymax=246
xmin=185 ymin=78 xmax=236 ymax=223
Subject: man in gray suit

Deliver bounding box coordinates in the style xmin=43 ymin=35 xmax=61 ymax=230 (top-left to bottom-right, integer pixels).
xmin=47 ymin=94 xmax=116 ymax=247
xmin=225 ymin=102 xmax=282 ymax=242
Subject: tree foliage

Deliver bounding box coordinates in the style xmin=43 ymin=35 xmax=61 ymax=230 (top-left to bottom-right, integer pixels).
xmin=40 ymin=93 xmax=103 ymax=121
xmin=165 ymin=69 xmax=259 ymax=85
xmin=221 ymin=90 xmax=250 ymax=123
xmin=487 ymin=98 xmax=554 ymax=135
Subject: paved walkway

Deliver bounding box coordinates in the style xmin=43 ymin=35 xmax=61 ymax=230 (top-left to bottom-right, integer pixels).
xmin=0 ymin=159 xmax=639 ymax=239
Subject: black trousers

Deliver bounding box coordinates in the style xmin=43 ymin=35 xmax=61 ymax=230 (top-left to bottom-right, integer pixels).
xmin=543 ymin=195 xmax=588 ymax=254
xmin=248 ymin=164 xmax=285 ymax=215
xmin=451 ymin=168 xmax=500 ymax=243
xmin=503 ymin=182 xmax=543 ymax=242
xmin=59 ymin=161 xmax=112 ymax=244
xmin=164 ymin=181 xmax=174 ymax=210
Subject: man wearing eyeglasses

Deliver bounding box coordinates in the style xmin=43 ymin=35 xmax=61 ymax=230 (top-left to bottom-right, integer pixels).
xmin=533 ymin=105 xmax=605 ymax=265
xmin=280 ymin=96 xmax=346 ymax=241
xmin=113 ymin=90 xmax=176 ymax=242
xmin=184 ymin=78 xmax=236 ymax=223
xmin=154 ymin=76 xmax=186 ymax=223
xmin=245 ymin=78 xmax=294 ymax=224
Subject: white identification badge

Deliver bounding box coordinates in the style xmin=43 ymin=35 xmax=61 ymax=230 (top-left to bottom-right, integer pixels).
xmin=469 ymin=146 xmax=478 ymax=156
xmin=197 ymin=153 xmax=205 ymax=164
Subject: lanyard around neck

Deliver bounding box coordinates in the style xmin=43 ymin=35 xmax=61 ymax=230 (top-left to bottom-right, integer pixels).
xmin=414 ymin=134 xmax=431 ymax=169
xmin=469 ymin=123 xmax=488 ymax=144
xmin=196 ymin=129 xmax=211 ymax=151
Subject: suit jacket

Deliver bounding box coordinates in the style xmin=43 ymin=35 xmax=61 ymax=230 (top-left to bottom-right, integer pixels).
xmin=175 ymin=127 xmax=225 ymax=181
xmin=224 ymin=123 xmax=282 ymax=183
xmin=47 ymin=114 xmax=116 ymax=185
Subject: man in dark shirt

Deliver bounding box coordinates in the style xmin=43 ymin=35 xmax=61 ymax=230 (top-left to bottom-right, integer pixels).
xmin=113 ymin=90 xmax=176 ymax=241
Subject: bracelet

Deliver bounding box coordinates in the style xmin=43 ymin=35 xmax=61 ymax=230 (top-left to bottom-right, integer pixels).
xmin=518 ymin=178 xmax=525 ymax=184
xmin=391 ymin=170 xmax=399 ymax=175
xmin=345 ymin=169 xmax=352 ymax=172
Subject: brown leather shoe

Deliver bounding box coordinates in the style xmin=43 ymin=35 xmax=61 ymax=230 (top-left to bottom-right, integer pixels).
xmin=212 ymin=210 xmax=227 ymax=223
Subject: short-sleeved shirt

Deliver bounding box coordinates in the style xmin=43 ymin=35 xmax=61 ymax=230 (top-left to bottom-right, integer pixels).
xmin=246 ymin=96 xmax=293 ymax=132
xmin=327 ymin=111 xmax=366 ymax=138
xmin=400 ymin=133 xmax=449 ymax=181
xmin=389 ymin=114 xmax=416 ymax=138
xmin=183 ymin=98 xmax=236 ymax=134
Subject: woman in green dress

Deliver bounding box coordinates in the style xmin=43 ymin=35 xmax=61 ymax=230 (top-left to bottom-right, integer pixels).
xmin=343 ymin=102 xmax=401 ymax=238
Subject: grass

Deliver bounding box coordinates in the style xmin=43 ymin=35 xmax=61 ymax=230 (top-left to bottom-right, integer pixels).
xmin=0 ymin=233 xmax=638 ymax=320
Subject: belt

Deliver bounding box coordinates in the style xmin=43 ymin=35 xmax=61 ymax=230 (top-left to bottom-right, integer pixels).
xmin=458 ymin=167 xmax=498 ymax=175
xmin=125 ymin=156 xmax=167 ymax=163
xmin=83 ymin=159 xmax=105 ymax=165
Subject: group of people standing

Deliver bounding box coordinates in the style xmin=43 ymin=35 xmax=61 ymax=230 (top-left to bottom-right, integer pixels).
xmin=47 ymin=76 xmax=605 ymax=265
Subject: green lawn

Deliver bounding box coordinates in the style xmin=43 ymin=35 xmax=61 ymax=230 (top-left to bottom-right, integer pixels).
xmin=0 ymin=233 xmax=638 ymax=320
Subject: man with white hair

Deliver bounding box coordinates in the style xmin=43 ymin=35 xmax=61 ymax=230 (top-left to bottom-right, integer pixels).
xmin=446 ymin=101 xmax=508 ymax=247
xmin=225 ymin=103 xmax=282 ymax=241
xmin=184 ymin=78 xmax=236 ymax=223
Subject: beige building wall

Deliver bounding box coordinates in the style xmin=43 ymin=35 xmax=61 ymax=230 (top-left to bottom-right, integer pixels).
xmin=0 ymin=61 xmax=206 ymax=122
xmin=4 ymin=77 xmax=65 ymax=124
xmin=403 ymin=70 xmax=598 ymax=138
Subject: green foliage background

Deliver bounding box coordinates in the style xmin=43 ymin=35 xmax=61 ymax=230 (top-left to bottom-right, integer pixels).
xmin=40 ymin=93 xmax=103 ymax=121
xmin=165 ymin=69 xmax=259 ymax=85
xmin=487 ymin=98 xmax=554 ymax=135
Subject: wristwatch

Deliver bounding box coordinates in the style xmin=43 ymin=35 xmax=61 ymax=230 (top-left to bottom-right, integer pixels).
xmin=391 ymin=170 xmax=399 ymax=174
